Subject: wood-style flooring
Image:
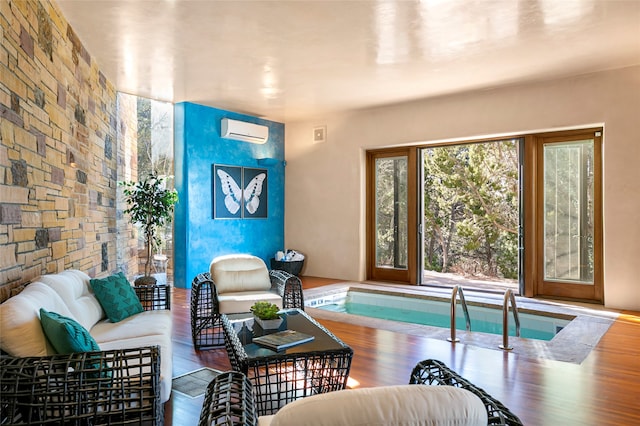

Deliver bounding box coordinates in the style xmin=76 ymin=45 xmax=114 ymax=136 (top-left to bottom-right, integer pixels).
xmin=165 ymin=277 xmax=640 ymax=426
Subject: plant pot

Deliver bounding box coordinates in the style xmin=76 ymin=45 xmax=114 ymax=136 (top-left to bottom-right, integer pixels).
xmin=254 ymin=316 xmax=283 ymax=330
xmin=134 ymin=275 xmax=157 ymax=286
xmin=270 ymin=259 xmax=304 ymax=276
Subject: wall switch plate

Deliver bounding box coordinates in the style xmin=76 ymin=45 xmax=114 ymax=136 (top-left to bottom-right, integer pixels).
xmin=313 ymin=126 xmax=326 ymax=144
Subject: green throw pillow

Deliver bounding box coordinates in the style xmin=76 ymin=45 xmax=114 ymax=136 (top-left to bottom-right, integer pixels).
xmin=40 ymin=308 xmax=100 ymax=354
xmin=40 ymin=309 xmax=110 ymax=378
xmin=90 ymin=272 xmax=143 ymax=322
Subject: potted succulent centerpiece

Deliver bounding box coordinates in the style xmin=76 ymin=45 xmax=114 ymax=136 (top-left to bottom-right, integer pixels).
xmin=121 ymin=173 xmax=178 ymax=286
xmin=250 ymin=301 xmax=283 ymax=329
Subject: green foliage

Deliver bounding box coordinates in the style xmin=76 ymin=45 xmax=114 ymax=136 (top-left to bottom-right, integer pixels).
xmin=496 ymin=232 xmax=519 ymax=279
xmin=137 ymin=97 xmax=174 ymax=179
xmin=250 ymin=301 xmax=281 ymax=320
xmin=137 ymin=98 xmax=152 ymax=174
xmin=421 ymin=140 xmax=519 ymax=279
xmin=120 ymin=173 xmax=178 ymax=277
xmin=374 ymin=157 xmax=408 ymax=268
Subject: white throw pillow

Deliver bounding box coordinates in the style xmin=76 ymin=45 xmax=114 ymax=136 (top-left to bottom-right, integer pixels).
xmin=38 ymin=269 xmax=104 ymax=330
xmin=269 ymin=385 xmax=487 ymax=426
xmin=0 ymin=282 xmax=74 ymax=356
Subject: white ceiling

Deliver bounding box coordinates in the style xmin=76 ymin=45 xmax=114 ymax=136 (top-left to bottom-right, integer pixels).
xmin=56 ymin=0 xmax=640 ymax=123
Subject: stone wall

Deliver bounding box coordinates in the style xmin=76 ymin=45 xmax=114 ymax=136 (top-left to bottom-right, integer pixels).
xmin=0 ymin=0 xmax=135 ymax=301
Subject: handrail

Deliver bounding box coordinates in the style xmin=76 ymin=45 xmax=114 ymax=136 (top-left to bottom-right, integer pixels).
xmin=499 ymin=289 xmax=521 ymax=350
xmin=447 ymin=285 xmax=471 ymax=343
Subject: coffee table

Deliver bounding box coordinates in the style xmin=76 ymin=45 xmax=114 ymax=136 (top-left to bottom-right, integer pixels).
xmin=221 ymin=309 xmax=353 ymax=415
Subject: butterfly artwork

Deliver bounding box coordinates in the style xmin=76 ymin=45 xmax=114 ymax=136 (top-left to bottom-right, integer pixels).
xmin=213 ymin=165 xmax=268 ymax=219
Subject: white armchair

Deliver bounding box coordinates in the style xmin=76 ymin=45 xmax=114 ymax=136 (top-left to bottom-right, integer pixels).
xmin=191 ymin=254 xmax=304 ymax=349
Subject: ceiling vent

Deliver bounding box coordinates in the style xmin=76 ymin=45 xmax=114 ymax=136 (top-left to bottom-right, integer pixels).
xmin=221 ymin=118 xmax=269 ymax=144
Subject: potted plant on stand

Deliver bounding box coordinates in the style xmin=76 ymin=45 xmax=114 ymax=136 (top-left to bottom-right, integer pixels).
xmin=121 ymin=173 xmax=178 ymax=286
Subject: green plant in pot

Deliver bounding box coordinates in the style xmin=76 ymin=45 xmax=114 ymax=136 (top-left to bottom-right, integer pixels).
xmin=250 ymin=301 xmax=283 ymax=329
xmin=121 ymin=173 xmax=178 ymax=286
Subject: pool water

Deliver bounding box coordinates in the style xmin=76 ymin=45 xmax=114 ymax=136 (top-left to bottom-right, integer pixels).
xmin=310 ymin=290 xmax=572 ymax=341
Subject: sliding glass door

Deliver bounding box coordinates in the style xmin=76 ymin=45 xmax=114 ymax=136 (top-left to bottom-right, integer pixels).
xmin=366 ymin=148 xmax=417 ymax=283
xmin=535 ymin=130 xmax=603 ymax=301
xmin=365 ymin=128 xmax=603 ymax=303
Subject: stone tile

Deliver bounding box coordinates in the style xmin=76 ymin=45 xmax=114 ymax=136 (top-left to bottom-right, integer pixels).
xmin=0 ymin=204 xmax=21 ymax=224
xmin=19 ymin=25 xmax=34 ymax=58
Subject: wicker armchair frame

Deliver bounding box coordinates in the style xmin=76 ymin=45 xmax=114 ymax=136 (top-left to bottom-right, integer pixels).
xmin=199 ymin=359 xmax=523 ymax=425
xmin=409 ymin=359 xmax=523 ymax=425
xmin=1 ymin=346 xmax=163 ymax=425
xmin=190 ymin=270 xmax=304 ymax=350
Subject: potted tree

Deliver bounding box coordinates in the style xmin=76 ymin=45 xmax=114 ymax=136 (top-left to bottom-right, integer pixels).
xmin=121 ymin=173 xmax=178 ymax=286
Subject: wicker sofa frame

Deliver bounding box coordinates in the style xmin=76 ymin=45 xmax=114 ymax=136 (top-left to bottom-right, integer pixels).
xmin=190 ymin=270 xmax=304 ymax=350
xmin=198 ymin=359 xmax=523 ymax=426
xmin=0 ymin=284 xmax=170 ymax=426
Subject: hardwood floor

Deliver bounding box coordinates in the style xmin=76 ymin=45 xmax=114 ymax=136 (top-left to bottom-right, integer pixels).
xmin=165 ymin=277 xmax=640 ymax=426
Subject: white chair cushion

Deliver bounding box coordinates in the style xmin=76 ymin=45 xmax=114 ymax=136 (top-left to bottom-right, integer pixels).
xmin=210 ymin=254 xmax=271 ymax=294
xmin=218 ymin=291 xmax=282 ymax=314
xmin=0 ymin=282 xmax=74 ymax=356
xmin=267 ymin=385 xmax=488 ymax=426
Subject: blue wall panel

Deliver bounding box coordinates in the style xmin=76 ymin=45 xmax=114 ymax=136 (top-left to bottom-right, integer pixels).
xmin=174 ymin=102 xmax=285 ymax=288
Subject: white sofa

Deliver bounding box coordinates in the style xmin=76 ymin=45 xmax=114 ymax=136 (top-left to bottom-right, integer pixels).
xmin=0 ymin=269 xmax=172 ymax=424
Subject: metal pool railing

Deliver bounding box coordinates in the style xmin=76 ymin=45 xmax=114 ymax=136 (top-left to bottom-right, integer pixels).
xmin=447 ymin=285 xmax=471 ymax=343
xmin=499 ymin=289 xmax=520 ymax=350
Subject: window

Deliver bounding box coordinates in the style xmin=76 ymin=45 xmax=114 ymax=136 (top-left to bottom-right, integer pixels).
xmin=117 ymin=94 xmax=175 ymax=284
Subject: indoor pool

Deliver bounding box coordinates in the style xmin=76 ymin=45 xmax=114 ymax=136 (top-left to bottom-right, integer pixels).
xmin=308 ymin=290 xmax=572 ymax=341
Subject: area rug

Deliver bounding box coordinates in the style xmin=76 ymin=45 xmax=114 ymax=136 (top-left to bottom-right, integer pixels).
xmin=172 ymin=367 xmax=221 ymax=398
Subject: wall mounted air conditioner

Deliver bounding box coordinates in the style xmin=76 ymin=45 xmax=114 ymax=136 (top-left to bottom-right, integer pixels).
xmin=221 ymin=118 xmax=269 ymax=144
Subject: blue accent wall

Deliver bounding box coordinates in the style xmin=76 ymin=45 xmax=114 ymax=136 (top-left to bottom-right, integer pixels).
xmin=174 ymin=102 xmax=285 ymax=288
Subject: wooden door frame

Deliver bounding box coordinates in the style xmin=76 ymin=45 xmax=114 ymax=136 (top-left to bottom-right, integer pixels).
xmin=527 ymin=128 xmax=604 ymax=303
xmin=366 ymin=147 xmax=418 ymax=284
xmin=366 ymin=128 xmax=603 ymax=301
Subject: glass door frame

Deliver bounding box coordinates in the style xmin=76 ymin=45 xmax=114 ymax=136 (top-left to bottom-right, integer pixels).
xmin=365 ymin=128 xmax=603 ymax=304
xmin=366 ymin=147 xmax=418 ymax=284
xmin=528 ymin=128 xmax=603 ymax=302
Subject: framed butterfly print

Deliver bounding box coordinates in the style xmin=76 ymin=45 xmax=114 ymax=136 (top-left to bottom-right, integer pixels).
xmin=213 ymin=164 xmax=242 ymax=219
xmin=242 ymin=167 xmax=268 ymax=219
xmin=213 ymin=164 xmax=268 ymax=219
